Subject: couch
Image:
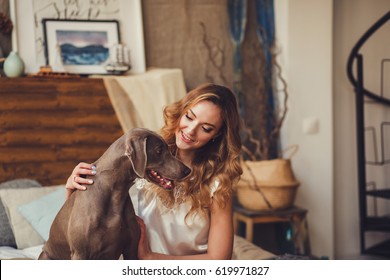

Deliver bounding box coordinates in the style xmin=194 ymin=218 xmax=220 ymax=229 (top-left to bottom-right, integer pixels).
xmin=0 ymin=178 xmax=275 ymax=260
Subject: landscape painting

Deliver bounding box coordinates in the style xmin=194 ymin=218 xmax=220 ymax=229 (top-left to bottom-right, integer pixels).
xmin=56 ymin=30 xmax=109 ymax=65
xmin=43 ymin=19 xmax=120 ymax=74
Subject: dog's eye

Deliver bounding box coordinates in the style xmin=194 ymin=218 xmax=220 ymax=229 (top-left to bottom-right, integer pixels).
xmin=155 ymin=146 xmax=162 ymax=155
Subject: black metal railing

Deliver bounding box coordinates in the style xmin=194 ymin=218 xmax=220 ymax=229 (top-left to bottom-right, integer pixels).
xmin=346 ymin=10 xmax=390 ymax=256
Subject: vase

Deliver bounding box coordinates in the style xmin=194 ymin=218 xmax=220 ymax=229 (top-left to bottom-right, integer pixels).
xmin=4 ymin=51 xmax=25 ymax=77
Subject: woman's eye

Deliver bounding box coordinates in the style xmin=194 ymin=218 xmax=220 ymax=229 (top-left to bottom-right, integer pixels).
xmin=202 ymin=127 xmax=212 ymax=133
xmin=185 ymin=114 xmax=193 ymax=120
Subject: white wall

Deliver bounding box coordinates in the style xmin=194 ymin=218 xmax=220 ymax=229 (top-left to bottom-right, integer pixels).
xmin=275 ymin=0 xmax=334 ymax=258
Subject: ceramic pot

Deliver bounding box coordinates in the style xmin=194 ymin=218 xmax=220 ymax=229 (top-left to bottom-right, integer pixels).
xmin=4 ymin=51 xmax=25 ymax=77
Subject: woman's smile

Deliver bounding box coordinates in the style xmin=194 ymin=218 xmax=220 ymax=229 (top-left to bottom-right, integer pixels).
xmin=180 ymin=131 xmax=195 ymax=143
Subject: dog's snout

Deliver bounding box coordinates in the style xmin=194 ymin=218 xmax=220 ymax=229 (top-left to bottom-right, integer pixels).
xmin=183 ymin=166 xmax=191 ymax=177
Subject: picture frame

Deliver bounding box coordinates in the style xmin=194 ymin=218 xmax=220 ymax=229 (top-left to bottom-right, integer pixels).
xmin=42 ymin=19 xmax=120 ymax=75
xmin=10 ymin=0 xmax=146 ymax=74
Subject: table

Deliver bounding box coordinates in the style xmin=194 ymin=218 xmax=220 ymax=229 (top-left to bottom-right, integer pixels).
xmin=233 ymin=203 xmax=311 ymax=255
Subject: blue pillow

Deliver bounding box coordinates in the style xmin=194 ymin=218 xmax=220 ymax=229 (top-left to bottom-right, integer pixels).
xmin=17 ymin=188 xmax=66 ymax=241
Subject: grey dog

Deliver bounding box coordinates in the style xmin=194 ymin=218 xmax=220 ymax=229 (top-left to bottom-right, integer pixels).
xmin=38 ymin=128 xmax=191 ymax=260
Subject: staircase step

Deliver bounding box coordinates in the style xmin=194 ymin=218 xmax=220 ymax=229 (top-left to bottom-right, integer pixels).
xmin=364 ymin=239 xmax=390 ymax=257
xmin=366 ymin=189 xmax=390 ymax=199
xmin=365 ymin=216 xmax=390 ymax=231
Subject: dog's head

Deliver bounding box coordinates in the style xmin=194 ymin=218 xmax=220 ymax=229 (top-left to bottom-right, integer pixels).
xmin=125 ymin=128 xmax=191 ymax=190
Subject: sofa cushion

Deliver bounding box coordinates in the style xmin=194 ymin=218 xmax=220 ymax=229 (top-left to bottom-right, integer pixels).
xmin=0 ymin=185 xmax=63 ymax=249
xmin=18 ymin=187 xmax=66 ymax=241
xmin=232 ymin=235 xmax=275 ymax=260
xmin=0 ymin=179 xmax=42 ymax=247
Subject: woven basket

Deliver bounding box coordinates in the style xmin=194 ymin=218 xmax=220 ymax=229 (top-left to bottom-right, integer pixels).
xmin=236 ymin=159 xmax=300 ymax=211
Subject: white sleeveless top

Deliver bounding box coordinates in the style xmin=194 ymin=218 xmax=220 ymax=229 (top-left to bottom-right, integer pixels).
xmin=130 ymin=178 xmax=219 ymax=256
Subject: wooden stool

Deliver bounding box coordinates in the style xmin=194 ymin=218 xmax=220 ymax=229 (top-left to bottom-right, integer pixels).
xmin=233 ymin=204 xmax=311 ymax=255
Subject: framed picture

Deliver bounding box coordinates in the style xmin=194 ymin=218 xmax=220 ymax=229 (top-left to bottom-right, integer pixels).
xmin=10 ymin=0 xmax=146 ymax=74
xmin=42 ymin=19 xmax=120 ymax=75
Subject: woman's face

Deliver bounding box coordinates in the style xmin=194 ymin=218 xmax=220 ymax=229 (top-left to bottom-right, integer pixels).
xmin=175 ymin=100 xmax=223 ymax=152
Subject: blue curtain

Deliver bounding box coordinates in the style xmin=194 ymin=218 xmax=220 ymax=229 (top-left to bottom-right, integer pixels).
xmin=227 ymin=0 xmax=247 ymax=118
xmin=255 ymin=0 xmax=277 ymax=158
xmin=228 ymin=0 xmax=277 ymax=159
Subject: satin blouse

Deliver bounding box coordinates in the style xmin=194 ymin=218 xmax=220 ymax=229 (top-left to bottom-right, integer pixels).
xmin=130 ymin=178 xmax=218 ymax=256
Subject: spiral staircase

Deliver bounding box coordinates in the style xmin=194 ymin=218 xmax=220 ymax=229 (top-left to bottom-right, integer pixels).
xmin=347 ymin=11 xmax=390 ymax=257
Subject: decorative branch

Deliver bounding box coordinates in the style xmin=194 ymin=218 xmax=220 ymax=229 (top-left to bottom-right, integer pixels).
xmin=242 ymin=36 xmax=289 ymax=160
xmin=199 ymin=20 xmax=289 ymax=161
xmin=199 ymin=21 xmax=229 ymax=86
xmin=268 ymin=45 xmax=289 ymax=157
xmin=199 ymin=21 xmax=263 ymax=159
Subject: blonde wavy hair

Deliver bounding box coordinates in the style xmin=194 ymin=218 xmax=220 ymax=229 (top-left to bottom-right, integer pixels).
xmin=148 ymin=83 xmax=243 ymax=220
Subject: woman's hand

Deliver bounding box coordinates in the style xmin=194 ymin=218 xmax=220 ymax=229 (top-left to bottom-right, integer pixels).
xmin=65 ymin=162 xmax=96 ymax=200
xmin=136 ymin=216 xmax=153 ymax=260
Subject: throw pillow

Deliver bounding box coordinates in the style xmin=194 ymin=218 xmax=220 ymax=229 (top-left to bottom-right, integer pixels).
xmin=0 ymin=179 xmax=42 ymax=247
xmin=232 ymin=235 xmax=275 ymax=260
xmin=18 ymin=188 xmax=66 ymax=241
xmin=0 ymin=185 xmax=64 ymax=249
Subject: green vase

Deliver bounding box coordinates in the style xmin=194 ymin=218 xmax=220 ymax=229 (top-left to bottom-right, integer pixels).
xmin=4 ymin=51 xmax=25 ymax=77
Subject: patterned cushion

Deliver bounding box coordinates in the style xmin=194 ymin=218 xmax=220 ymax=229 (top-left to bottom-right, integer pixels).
xmin=0 ymin=179 xmax=42 ymax=247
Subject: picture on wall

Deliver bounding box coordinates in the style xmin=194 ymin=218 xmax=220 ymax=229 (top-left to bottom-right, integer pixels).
xmin=42 ymin=19 xmax=120 ymax=74
xmin=11 ymin=0 xmax=145 ymax=74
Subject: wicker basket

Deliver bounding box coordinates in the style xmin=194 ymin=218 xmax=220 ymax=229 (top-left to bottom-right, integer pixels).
xmin=236 ymin=159 xmax=300 ymax=211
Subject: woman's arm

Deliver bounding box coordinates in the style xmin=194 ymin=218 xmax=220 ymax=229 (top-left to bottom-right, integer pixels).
xmin=137 ymin=197 xmax=234 ymax=260
xmin=206 ymin=196 xmax=234 ymax=259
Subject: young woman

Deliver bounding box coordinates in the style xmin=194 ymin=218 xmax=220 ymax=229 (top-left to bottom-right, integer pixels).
xmin=65 ymin=83 xmax=243 ymax=259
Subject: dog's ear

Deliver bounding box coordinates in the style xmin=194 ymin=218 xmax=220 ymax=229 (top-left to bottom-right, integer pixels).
xmin=125 ymin=134 xmax=147 ymax=178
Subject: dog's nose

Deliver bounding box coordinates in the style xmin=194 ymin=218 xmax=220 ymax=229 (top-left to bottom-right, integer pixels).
xmin=183 ymin=167 xmax=191 ymax=177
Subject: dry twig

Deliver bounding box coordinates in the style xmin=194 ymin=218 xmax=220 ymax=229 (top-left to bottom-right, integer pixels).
xmin=199 ymin=21 xmax=289 ymax=160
